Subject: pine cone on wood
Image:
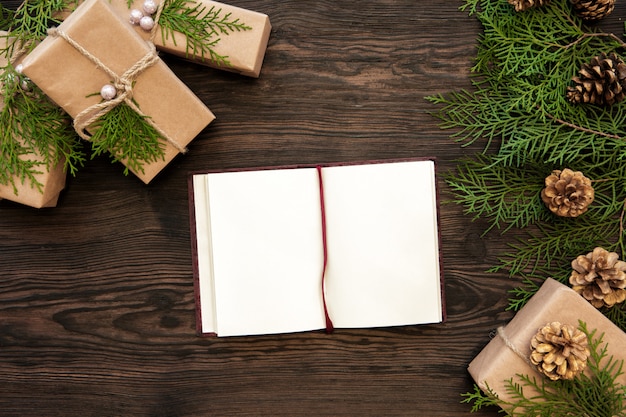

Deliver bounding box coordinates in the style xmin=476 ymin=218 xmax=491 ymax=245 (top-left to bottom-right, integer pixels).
xmin=567 ymin=52 xmax=626 ymax=106
xmin=570 ymin=247 xmax=626 ymax=308
xmin=530 ymin=322 xmax=590 ymax=381
xmin=540 ymin=168 xmax=594 ymax=217
xmin=570 ymin=0 xmax=615 ymax=21
xmin=508 ymin=0 xmax=550 ymax=11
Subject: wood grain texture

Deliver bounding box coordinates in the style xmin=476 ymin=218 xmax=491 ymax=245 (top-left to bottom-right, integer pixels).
xmin=2 ymin=1 xmax=625 ymax=415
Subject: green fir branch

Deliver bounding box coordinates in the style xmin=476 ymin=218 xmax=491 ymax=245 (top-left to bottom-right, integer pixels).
xmin=0 ymin=5 xmax=15 ymax=31
xmin=462 ymin=322 xmax=626 ymax=416
xmin=427 ymin=0 xmax=626 ymax=322
xmin=0 ymin=64 xmax=83 ymax=194
xmin=461 ymin=383 xmax=502 ymax=413
xmin=3 ymin=0 xmax=71 ymax=56
xmin=506 ymin=274 xmax=544 ymax=312
xmin=490 ymin=219 xmax=621 ymax=276
xmin=88 ymin=102 xmax=165 ymax=176
xmin=445 ymin=154 xmax=551 ymax=234
xmin=157 ymin=0 xmax=252 ymax=66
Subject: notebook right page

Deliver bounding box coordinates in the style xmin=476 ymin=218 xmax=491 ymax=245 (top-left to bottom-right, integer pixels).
xmin=322 ymin=160 xmax=442 ymax=329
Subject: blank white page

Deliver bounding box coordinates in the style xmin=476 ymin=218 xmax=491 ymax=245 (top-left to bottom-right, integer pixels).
xmin=322 ymin=160 xmax=442 ymax=328
xmin=204 ymin=168 xmax=326 ymax=337
xmin=192 ymin=174 xmax=217 ymax=334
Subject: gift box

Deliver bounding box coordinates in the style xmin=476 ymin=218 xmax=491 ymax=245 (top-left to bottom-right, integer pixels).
xmin=21 ymin=0 xmax=215 ymax=184
xmin=0 ymin=32 xmax=67 ymax=208
xmin=0 ymin=154 xmax=66 ymax=208
xmin=468 ymin=278 xmax=626 ymax=404
xmin=64 ymin=0 xmax=271 ymax=78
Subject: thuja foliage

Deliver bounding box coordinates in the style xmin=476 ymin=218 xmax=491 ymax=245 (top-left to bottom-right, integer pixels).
xmin=0 ymin=1 xmax=84 ymax=195
xmin=0 ymin=6 xmax=15 ymax=31
xmin=3 ymin=0 xmax=69 ymax=55
xmin=461 ymin=322 xmax=626 ymax=416
xmin=0 ymin=66 xmax=82 ymax=193
xmin=426 ymin=0 xmax=626 ymax=329
xmin=132 ymin=0 xmax=252 ymax=67
xmin=89 ymin=102 xmax=165 ymax=176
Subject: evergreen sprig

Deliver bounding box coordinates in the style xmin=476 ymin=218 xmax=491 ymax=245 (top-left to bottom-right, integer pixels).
xmin=0 ymin=64 xmax=83 ymax=194
xmin=4 ymin=0 xmax=70 ymax=55
xmin=461 ymin=322 xmax=626 ymax=416
xmin=151 ymin=0 xmax=252 ymax=66
xmin=0 ymin=1 xmax=85 ymax=199
xmin=0 ymin=5 xmax=15 ymax=31
xmin=88 ymin=102 xmax=165 ymax=177
xmin=427 ymin=0 xmax=626 ymax=330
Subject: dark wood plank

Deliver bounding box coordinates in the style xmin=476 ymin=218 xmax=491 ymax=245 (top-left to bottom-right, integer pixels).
xmin=2 ymin=1 xmax=624 ymax=415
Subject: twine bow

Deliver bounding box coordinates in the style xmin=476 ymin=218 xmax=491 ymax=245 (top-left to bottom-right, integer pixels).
xmin=46 ymin=26 xmax=186 ymax=154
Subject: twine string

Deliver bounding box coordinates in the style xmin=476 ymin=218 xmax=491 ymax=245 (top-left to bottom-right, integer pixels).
xmin=497 ymin=326 xmax=533 ymax=367
xmin=46 ymin=27 xmax=186 ymax=154
xmin=149 ymin=1 xmax=165 ymax=42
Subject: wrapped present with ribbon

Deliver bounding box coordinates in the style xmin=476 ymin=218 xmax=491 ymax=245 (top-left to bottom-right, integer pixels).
xmin=468 ymin=278 xmax=626 ymax=411
xmin=0 ymin=31 xmax=76 ymax=208
xmin=62 ymin=0 xmax=271 ymax=78
xmin=21 ymin=0 xmax=215 ymax=184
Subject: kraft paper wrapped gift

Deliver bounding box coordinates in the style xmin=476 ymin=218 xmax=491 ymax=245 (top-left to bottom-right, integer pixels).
xmin=63 ymin=0 xmax=271 ymax=78
xmin=21 ymin=0 xmax=215 ymax=184
xmin=468 ymin=278 xmax=626 ymax=403
xmin=0 ymin=153 xmax=66 ymax=208
xmin=0 ymin=32 xmax=67 ymax=208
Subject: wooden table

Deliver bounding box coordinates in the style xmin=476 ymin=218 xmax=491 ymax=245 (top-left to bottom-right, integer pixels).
xmin=2 ymin=1 xmax=624 ymax=415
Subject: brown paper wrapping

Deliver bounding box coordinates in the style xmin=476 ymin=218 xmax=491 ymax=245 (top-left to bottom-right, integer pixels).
xmin=21 ymin=0 xmax=215 ymax=184
xmin=0 ymin=155 xmax=66 ymax=208
xmin=468 ymin=278 xmax=626 ymax=404
xmin=0 ymin=31 xmax=66 ymax=208
xmin=64 ymin=0 xmax=271 ymax=78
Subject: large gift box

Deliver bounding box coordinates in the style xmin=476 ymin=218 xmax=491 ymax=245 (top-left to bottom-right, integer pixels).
xmin=468 ymin=278 xmax=626 ymax=403
xmin=63 ymin=0 xmax=271 ymax=78
xmin=0 ymin=32 xmax=67 ymax=208
xmin=21 ymin=0 xmax=215 ymax=184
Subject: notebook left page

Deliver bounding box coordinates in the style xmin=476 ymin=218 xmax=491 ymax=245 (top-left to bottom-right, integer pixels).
xmin=193 ymin=168 xmax=327 ymax=337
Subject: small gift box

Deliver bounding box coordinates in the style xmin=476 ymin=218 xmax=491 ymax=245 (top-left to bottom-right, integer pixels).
xmin=64 ymin=0 xmax=271 ymax=78
xmin=21 ymin=0 xmax=215 ymax=184
xmin=468 ymin=278 xmax=626 ymax=405
xmin=0 ymin=32 xmax=68 ymax=208
xmin=0 ymin=153 xmax=66 ymax=208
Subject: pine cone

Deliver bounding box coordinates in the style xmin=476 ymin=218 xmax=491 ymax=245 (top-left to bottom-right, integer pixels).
xmin=570 ymin=247 xmax=626 ymax=308
xmin=540 ymin=168 xmax=594 ymax=217
xmin=530 ymin=322 xmax=590 ymax=381
xmin=508 ymin=0 xmax=550 ymax=11
xmin=567 ymin=52 xmax=626 ymax=106
xmin=570 ymin=0 xmax=615 ymax=21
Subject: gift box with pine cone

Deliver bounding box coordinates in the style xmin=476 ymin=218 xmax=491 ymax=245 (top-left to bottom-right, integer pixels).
xmin=468 ymin=277 xmax=626 ymax=411
xmin=20 ymin=0 xmax=215 ymax=184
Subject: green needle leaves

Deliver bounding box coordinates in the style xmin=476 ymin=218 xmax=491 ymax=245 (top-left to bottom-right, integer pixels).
xmin=428 ymin=0 xmax=626 ymax=329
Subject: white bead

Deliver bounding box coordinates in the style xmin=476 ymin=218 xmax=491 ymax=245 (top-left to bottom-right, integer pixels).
xmin=100 ymin=84 xmax=117 ymax=100
xmin=20 ymin=78 xmax=31 ymax=91
xmin=129 ymin=9 xmax=144 ymax=25
xmin=14 ymin=64 xmax=23 ymax=74
xmin=139 ymin=15 xmax=155 ymax=31
xmin=143 ymin=0 xmax=158 ymax=15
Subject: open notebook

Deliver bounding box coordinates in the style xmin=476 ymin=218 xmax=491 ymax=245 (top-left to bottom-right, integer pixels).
xmin=189 ymin=158 xmax=445 ymax=337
